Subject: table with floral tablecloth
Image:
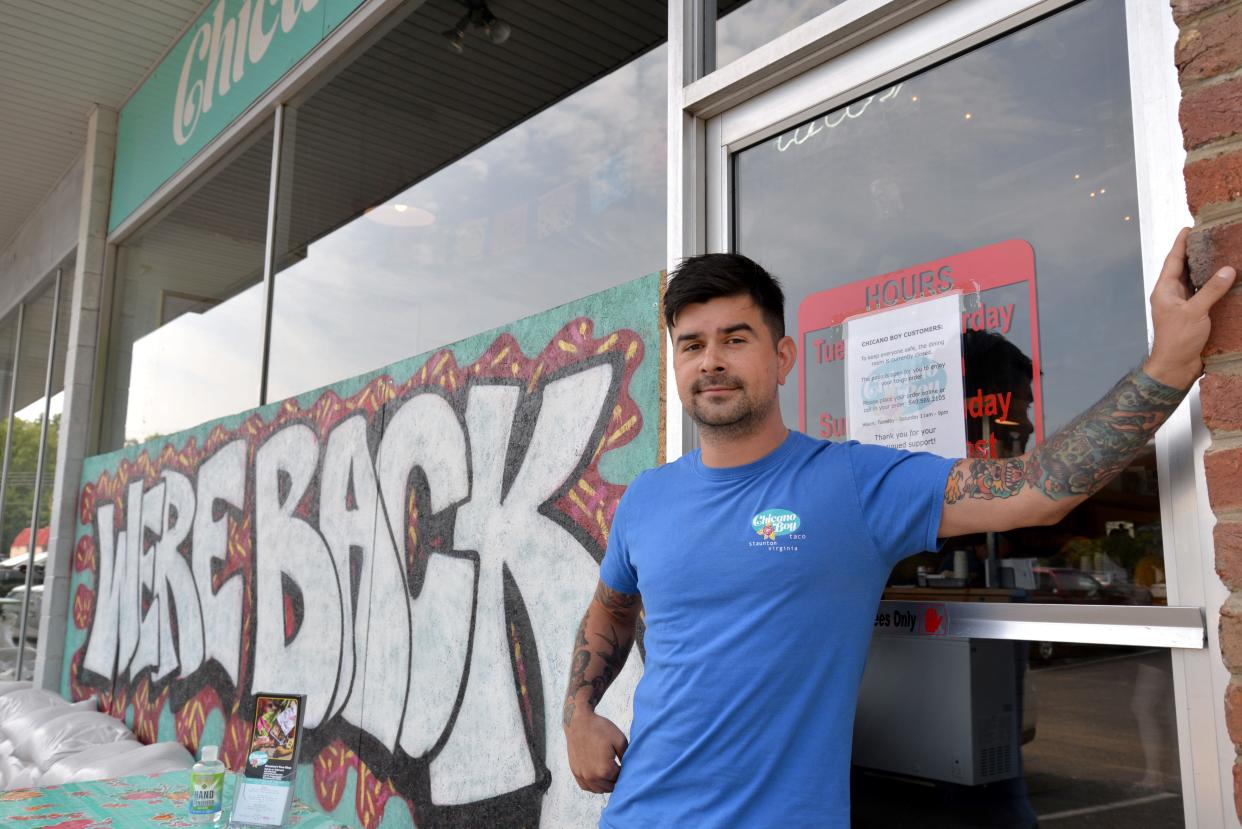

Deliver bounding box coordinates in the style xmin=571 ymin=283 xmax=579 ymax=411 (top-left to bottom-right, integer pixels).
xmin=0 ymin=770 xmax=349 ymax=828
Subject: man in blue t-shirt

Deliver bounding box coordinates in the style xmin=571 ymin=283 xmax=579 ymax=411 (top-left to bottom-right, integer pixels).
xmin=561 ymin=230 xmax=1234 ymax=827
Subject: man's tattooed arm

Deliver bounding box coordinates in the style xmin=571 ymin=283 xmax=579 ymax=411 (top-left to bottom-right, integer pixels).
xmin=940 ymin=368 xmax=1186 ymax=535
xmin=562 ymin=581 xmax=640 ymax=730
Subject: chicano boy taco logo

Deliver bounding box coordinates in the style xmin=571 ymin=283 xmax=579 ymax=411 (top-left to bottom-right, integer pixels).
xmin=752 ymin=508 xmax=800 ymax=541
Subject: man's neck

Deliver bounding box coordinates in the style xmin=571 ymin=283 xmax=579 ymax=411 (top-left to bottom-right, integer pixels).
xmin=698 ymin=416 xmax=790 ymax=468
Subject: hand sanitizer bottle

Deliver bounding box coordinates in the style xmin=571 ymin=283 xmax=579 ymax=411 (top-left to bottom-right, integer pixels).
xmin=189 ymin=745 xmax=226 ymax=824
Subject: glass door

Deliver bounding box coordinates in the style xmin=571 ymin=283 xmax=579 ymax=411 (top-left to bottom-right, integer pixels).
xmin=698 ymin=0 xmax=1210 ymax=824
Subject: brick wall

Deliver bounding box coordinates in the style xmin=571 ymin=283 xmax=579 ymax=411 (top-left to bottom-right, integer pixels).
xmin=1174 ymin=0 xmax=1242 ymax=818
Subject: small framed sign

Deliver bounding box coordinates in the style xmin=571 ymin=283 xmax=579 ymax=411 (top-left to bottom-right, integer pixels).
xmin=229 ymin=693 xmax=306 ymax=827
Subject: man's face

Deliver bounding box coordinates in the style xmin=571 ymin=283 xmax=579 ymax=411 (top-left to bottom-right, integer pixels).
xmin=670 ymin=294 xmax=796 ymax=437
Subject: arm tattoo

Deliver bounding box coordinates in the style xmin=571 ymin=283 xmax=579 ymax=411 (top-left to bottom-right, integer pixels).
xmin=944 ymin=368 xmax=1185 ymax=505
xmin=588 ymin=626 xmax=629 ymax=707
xmin=595 ymin=581 xmax=640 ymax=615
xmin=562 ymin=618 xmax=591 ymax=728
xmin=562 ymin=584 xmax=639 ymax=728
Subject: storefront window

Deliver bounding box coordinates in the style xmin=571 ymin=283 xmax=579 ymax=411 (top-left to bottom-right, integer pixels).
xmin=853 ymin=641 xmax=1180 ymax=826
xmin=0 ymin=272 xmax=73 ymax=602
xmin=714 ymin=0 xmax=848 ymax=72
xmin=0 ymin=314 xmax=21 ymax=560
xmin=732 ymin=0 xmax=1159 ymax=604
xmin=101 ymin=127 xmax=273 ymax=449
xmin=731 ymin=1 xmax=1183 ymax=815
xmin=727 ymin=0 xmax=1184 ymax=819
xmin=266 ymin=2 xmax=667 ymax=401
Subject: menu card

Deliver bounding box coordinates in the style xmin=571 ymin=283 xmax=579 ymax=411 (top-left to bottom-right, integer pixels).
xmin=229 ymin=693 xmax=305 ymax=827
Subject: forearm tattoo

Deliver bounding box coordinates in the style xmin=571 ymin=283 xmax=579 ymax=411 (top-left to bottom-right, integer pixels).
xmin=562 ymin=583 xmax=638 ymax=728
xmin=595 ymin=581 xmax=640 ymax=614
xmin=944 ymin=368 xmax=1186 ymax=505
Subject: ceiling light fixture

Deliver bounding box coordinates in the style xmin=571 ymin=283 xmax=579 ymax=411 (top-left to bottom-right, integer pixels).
xmin=443 ymin=0 xmax=512 ymax=52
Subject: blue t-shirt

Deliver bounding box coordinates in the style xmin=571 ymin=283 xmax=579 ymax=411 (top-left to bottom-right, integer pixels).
xmin=598 ymin=431 xmax=955 ymax=828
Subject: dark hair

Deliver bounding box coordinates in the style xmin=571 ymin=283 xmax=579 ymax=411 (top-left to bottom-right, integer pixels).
xmin=664 ymin=253 xmax=786 ymax=342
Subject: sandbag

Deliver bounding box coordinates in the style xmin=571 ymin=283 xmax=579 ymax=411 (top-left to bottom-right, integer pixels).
xmin=1 ymin=753 xmax=39 ymax=790
xmin=0 ymin=681 xmax=31 ymax=697
xmin=25 ymin=710 xmax=136 ymax=771
xmin=0 ymin=688 xmax=67 ymax=727
xmin=4 ymin=698 xmax=96 ymax=748
xmin=38 ymin=738 xmax=143 ymax=786
xmin=63 ymin=740 xmax=194 ymax=783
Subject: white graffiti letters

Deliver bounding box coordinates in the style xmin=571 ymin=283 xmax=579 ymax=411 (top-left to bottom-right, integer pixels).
xmin=84 ymin=444 xmax=247 ymax=687
xmin=253 ymin=425 xmax=342 ymax=729
xmin=82 ymin=362 xmax=639 ymax=828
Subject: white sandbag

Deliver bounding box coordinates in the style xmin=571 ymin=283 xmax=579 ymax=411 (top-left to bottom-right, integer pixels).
xmin=0 ymin=681 xmax=31 ymax=697
xmin=65 ymin=740 xmax=194 ymax=783
xmin=4 ymin=698 xmax=96 ymax=749
xmin=25 ymin=710 xmax=136 ymax=771
xmin=1 ymin=753 xmax=40 ymax=790
xmin=0 ymin=688 xmax=67 ymax=727
xmin=0 ymin=737 xmax=11 ymax=763
xmin=38 ymin=738 xmax=143 ymax=786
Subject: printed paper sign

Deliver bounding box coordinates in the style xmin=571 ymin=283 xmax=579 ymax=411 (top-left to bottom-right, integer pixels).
xmin=845 ymin=293 xmax=966 ymax=458
xmin=799 ymin=240 xmax=1043 ymax=459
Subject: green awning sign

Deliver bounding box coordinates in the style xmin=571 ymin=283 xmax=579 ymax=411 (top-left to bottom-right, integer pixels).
xmin=109 ymin=0 xmax=367 ymax=234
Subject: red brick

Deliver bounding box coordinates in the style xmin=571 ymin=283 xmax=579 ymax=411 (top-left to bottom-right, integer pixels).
xmin=1177 ymin=6 xmax=1242 ymax=82
xmin=1207 ymin=445 xmax=1242 ymax=512
xmin=1189 ymin=221 xmax=1242 ymax=286
xmin=1205 ymin=289 xmax=1242 ymax=356
xmin=1226 ymin=683 xmax=1242 ymax=743
xmin=1204 ymin=373 xmax=1242 ymax=431
xmin=1217 ymin=522 xmax=1242 ymax=587
xmin=1173 ymin=0 xmax=1238 ymax=25
xmin=1236 ymin=761 xmax=1242 ymax=823
xmin=1222 ymin=604 xmax=1242 ymax=670
xmin=1182 ymin=75 xmax=1242 ymax=150
xmin=1186 ymin=149 xmax=1242 ymax=214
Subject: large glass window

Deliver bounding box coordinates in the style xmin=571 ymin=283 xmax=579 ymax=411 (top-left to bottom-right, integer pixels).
xmin=101 ymin=126 xmax=273 ymax=450
xmin=732 ymin=0 xmax=1157 ymax=604
xmin=266 ymin=0 xmax=668 ymax=401
xmin=729 ymin=0 xmax=1180 ymax=819
xmin=852 ymin=641 xmax=1181 ymax=827
xmin=0 ymin=270 xmax=73 ymax=664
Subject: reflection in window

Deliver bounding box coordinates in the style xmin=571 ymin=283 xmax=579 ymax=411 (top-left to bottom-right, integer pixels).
xmin=734 ymin=0 xmax=1162 ymax=605
xmin=714 ymin=0 xmax=848 ymax=71
xmin=853 ymin=641 xmax=1181 ymax=826
xmin=267 ymin=1 xmax=668 ymax=401
xmin=0 ymin=273 xmax=72 ymax=569
xmin=101 ymin=127 xmax=272 ymax=449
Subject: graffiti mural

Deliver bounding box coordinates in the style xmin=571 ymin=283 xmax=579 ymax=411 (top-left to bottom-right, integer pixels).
xmin=62 ymin=275 xmax=663 ymax=828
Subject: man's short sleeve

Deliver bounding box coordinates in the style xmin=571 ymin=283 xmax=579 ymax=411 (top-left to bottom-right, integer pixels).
xmin=598 ymin=487 xmax=639 ymax=594
xmin=847 ymin=441 xmax=958 ymax=566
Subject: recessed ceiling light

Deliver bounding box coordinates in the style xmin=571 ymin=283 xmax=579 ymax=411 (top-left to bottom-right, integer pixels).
xmin=366 ymin=203 xmax=435 ymax=227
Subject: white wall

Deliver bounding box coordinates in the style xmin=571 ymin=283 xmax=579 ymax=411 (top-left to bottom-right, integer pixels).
xmin=0 ymin=154 xmax=83 ymax=321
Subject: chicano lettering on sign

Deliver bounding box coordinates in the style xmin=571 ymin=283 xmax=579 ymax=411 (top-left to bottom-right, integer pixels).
xmin=174 ymin=0 xmax=320 ymax=145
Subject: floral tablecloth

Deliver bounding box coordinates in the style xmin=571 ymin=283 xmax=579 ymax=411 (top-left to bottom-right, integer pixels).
xmin=0 ymin=770 xmax=349 ymax=828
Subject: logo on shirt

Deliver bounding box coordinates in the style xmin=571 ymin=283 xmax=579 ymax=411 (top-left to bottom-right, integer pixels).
xmin=751 ymin=508 xmax=800 ymax=541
